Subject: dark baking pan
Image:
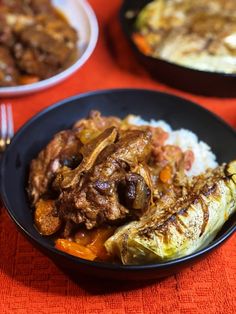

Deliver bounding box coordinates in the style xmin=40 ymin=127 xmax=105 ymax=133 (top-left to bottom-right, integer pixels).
xmin=120 ymin=0 xmax=236 ymax=97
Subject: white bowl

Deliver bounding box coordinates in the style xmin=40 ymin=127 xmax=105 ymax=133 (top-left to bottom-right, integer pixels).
xmin=0 ymin=0 xmax=98 ymax=97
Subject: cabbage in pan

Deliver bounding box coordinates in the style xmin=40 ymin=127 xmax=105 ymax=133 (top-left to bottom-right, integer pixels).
xmin=134 ymin=0 xmax=236 ymax=73
xmin=105 ymin=161 xmax=236 ymax=265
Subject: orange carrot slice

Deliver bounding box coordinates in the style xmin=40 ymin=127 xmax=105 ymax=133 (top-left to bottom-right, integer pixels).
xmin=132 ymin=33 xmax=152 ymax=55
xmin=19 ymin=75 xmax=40 ymax=85
xmin=87 ymin=227 xmax=115 ymax=260
xmin=159 ymin=165 xmax=172 ymax=183
xmin=55 ymin=239 xmax=96 ymax=261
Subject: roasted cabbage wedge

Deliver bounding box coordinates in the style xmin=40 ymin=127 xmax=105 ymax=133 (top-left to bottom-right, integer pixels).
xmin=134 ymin=0 xmax=236 ymax=74
xmin=105 ymin=161 xmax=236 ymax=265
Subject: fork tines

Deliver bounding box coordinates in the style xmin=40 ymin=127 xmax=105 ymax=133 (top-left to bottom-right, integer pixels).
xmin=0 ymin=103 xmax=14 ymax=152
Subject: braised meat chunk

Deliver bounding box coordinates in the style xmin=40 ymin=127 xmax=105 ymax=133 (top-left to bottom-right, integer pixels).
xmin=14 ymin=16 xmax=78 ymax=79
xmin=28 ymin=117 xmax=153 ymax=237
xmin=74 ymin=110 xmax=122 ymax=144
xmin=0 ymin=0 xmax=78 ymax=86
xmin=55 ymin=127 xmax=119 ymax=190
xmin=0 ymin=15 xmax=15 ymax=47
xmin=28 ymin=130 xmax=82 ymax=205
xmin=56 ymin=128 xmax=152 ymax=231
xmin=0 ymin=46 xmax=18 ymax=86
xmin=1 ymin=0 xmax=54 ymax=16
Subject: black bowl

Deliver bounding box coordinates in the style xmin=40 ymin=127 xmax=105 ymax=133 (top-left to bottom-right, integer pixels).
xmin=1 ymin=89 xmax=236 ymax=280
xmin=120 ymin=0 xmax=236 ymax=97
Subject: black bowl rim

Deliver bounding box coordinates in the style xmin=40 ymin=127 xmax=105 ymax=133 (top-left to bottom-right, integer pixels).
xmin=120 ymin=0 xmax=236 ymax=79
xmin=1 ymin=88 xmax=236 ymax=272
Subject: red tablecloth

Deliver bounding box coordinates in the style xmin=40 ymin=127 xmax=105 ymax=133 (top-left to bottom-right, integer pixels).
xmin=0 ymin=1 xmax=236 ymax=313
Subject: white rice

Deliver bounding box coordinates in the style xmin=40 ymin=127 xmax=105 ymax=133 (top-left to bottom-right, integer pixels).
xmin=127 ymin=115 xmax=218 ymax=176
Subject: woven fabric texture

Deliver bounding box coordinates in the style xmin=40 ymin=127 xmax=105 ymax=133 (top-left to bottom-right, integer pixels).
xmin=0 ymin=1 xmax=235 ymax=313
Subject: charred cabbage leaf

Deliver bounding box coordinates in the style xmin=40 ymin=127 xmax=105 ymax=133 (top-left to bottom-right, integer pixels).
xmin=105 ymin=161 xmax=236 ymax=265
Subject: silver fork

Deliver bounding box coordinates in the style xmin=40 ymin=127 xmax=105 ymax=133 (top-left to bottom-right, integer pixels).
xmin=0 ymin=103 xmax=14 ymax=153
